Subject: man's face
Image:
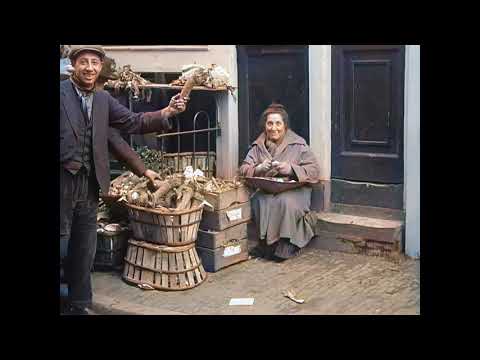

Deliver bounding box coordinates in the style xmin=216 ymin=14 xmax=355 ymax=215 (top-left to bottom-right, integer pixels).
xmin=72 ymin=51 xmax=103 ymax=88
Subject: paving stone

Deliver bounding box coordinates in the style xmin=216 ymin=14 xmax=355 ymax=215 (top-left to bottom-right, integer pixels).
xmin=91 ymin=249 xmax=419 ymax=315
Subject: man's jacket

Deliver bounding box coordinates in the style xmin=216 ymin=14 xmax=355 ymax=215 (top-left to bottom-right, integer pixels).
xmin=60 ymin=79 xmax=169 ymax=194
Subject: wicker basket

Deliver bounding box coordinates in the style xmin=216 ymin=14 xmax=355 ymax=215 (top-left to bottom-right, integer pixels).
xmin=123 ymin=239 xmax=207 ymax=291
xmin=125 ymin=203 xmax=204 ymax=246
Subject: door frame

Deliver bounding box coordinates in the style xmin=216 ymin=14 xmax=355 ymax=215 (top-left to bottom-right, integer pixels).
xmin=237 ymin=45 xmax=310 ymax=162
xmin=308 ymin=45 xmax=420 ymax=258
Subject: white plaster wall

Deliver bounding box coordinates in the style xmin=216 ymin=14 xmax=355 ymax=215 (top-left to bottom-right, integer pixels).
xmin=404 ymin=45 xmax=421 ymax=258
xmin=103 ymin=45 xmax=237 ymax=78
xmin=308 ymin=45 xmax=331 ymax=181
xmin=215 ymin=47 xmax=239 ymax=179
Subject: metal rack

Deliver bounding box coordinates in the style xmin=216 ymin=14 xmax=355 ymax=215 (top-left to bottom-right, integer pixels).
xmin=125 ymin=85 xmax=223 ymax=178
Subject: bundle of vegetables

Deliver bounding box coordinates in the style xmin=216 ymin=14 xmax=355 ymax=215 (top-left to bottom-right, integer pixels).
xmin=124 ymin=173 xmax=205 ymax=211
xmin=200 ymin=176 xmax=243 ymax=194
xmin=114 ymin=166 xmax=244 ymax=212
xmin=105 ymin=65 xmax=152 ymax=101
xmin=108 ymin=171 xmax=144 ymax=197
xmin=170 ymin=64 xmax=236 ymax=96
xmin=60 ymin=45 xmax=71 ymax=59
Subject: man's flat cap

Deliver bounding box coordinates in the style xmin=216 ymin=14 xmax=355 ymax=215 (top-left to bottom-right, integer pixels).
xmin=69 ymin=45 xmax=106 ymax=61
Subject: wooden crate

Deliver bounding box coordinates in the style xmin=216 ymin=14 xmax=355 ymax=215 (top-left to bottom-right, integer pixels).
xmin=202 ymin=185 xmax=250 ymax=211
xmin=196 ymin=238 xmax=249 ymax=272
xmin=123 ymin=239 xmax=207 ymax=291
xmin=197 ymin=221 xmax=248 ymax=249
xmin=94 ymin=229 xmax=129 ymax=269
xmin=126 ymin=203 xmax=203 ymax=246
xmin=200 ymin=201 xmax=251 ymax=231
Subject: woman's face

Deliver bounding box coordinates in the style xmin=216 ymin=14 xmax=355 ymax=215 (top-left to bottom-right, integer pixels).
xmin=265 ymin=113 xmax=286 ymax=143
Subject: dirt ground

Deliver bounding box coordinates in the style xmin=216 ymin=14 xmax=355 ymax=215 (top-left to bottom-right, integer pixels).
xmin=90 ymin=248 xmax=420 ymax=315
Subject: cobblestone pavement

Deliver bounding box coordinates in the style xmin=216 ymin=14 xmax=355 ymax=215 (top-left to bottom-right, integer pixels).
xmin=91 ymin=248 xmax=420 ymax=315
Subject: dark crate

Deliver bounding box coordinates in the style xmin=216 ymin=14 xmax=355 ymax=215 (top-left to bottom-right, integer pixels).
xmin=94 ymin=248 xmax=126 ymax=269
xmin=94 ymin=230 xmax=129 ymax=269
xmin=200 ymin=201 xmax=251 ymax=231
xmin=196 ymin=238 xmax=249 ymax=272
xmin=197 ymin=221 xmax=248 ymax=249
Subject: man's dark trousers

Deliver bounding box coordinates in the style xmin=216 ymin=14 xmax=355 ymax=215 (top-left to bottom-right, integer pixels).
xmin=60 ymin=167 xmax=99 ymax=308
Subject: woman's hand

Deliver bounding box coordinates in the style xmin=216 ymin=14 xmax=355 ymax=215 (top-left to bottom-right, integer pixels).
xmin=272 ymin=161 xmax=292 ymax=176
xmin=254 ymin=159 xmax=272 ymax=175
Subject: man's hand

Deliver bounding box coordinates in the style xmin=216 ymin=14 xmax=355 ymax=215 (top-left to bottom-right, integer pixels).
xmin=167 ymin=94 xmax=188 ymax=116
xmin=144 ymin=169 xmax=161 ymax=188
xmin=254 ymin=159 xmax=272 ymax=175
xmin=272 ymin=161 xmax=292 ymax=176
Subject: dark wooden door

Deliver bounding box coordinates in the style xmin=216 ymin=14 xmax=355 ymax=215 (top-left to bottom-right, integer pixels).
xmin=332 ymin=45 xmax=405 ymax=184
xmin=237 ymin=45 xmax=309 ymax=163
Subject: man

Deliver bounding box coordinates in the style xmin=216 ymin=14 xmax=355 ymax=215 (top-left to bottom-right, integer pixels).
xmin=60 ymin=45 xmax=187 ymax=315
xmin=59 ymin=54 xmax=161 ymax=307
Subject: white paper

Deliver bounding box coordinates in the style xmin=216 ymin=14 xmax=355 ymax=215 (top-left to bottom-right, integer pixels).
xmin=183 ymin=166 xmax=194 ymax=178
xmin=193 ymin=169 xmax=204 ymax=178
xmin=229 ymin=298 xmax=254 ymax=306
xmin=223 ymin=245 xmax=241 ymax=257
xmin=226 ymin=208 xmax=242 ymax=221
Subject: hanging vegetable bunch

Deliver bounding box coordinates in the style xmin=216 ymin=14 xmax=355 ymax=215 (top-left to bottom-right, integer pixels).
xmin=170 ymin=64 xmax=236 ymax=97
xmin=106 ymin=65 xmax=152 ymax=102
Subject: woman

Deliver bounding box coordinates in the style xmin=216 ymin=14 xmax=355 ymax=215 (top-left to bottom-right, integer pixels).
xmin=239 ymin=104 xmax=320 ymax=261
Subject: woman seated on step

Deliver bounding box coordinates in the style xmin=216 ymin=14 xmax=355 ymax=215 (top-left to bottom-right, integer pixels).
xmin=239 ymin=103 xmax=320 ymax=261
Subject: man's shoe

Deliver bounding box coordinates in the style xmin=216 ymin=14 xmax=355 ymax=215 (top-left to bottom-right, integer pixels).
xmin=63 ymin=305 xmax=90 ymax=315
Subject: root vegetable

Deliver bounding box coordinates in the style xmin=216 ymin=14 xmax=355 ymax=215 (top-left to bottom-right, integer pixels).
xmin=127 ymin=189 xmax=149 ymax=207
xmin=147 ymin=179 xmax=164 ymax=192
xmin=150 ymin=178 xmax=182 ymax=207
xmin=176 ymin=186 xmax=194 ymax=210
xmin=163 ymin=189 xmax=177 ymax=208
xmin=180 ymin=77 xmax=196 ymax=99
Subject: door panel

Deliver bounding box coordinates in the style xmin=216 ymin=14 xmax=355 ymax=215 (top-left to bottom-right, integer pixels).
xmin=332 ymin=45 xmax=404 ymax=184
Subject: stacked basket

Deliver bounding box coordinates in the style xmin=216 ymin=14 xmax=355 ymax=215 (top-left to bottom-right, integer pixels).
xmin=122 ymin=202 xmax=208 ymax=290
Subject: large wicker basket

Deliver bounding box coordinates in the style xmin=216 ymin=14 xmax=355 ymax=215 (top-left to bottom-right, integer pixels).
xmin=123 ymin=239 xmax=207 ymax=291
xmin=125 ymin=203 xmax=204 ymax=246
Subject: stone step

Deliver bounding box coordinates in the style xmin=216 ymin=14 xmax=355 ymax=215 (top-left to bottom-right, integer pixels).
xmin=331 ymin=179 xmax=403 ymax=209
xmin=311 ymin=212 xmax=404 ymax=257
xmin=330 ymin=202 xmax=405 ymax=221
